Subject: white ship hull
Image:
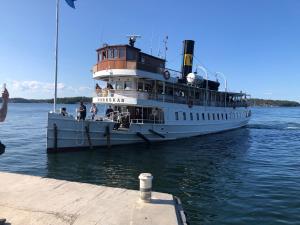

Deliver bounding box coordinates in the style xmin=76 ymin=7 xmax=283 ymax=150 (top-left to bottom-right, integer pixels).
xmin=46 ymin=39 xmax=253 ymax=153
xmin=47 ymin=108 xmax=250 ymax=153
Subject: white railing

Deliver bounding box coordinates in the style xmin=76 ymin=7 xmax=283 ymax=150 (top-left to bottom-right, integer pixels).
xmin=93 ymin=89 xmax=249 ymax=108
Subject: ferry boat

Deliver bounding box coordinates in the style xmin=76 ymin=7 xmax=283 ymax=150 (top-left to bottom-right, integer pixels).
xmin=47 ymin=38 xmax=251 ymax=153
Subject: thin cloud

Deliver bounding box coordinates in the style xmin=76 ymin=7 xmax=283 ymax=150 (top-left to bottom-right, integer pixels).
xmin=12 ymin=80 xmax=65 ymax=92
xmin=263 ymin=91 xmax=273 ymax=96
xmin=78 ymin=86 xmax=92 ymax=92
xmin=9 ymin=80 xmax=92 ymax=97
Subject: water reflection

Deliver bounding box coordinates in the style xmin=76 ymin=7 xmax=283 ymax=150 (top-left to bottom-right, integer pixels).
xmin=46 ymin=128 xmax=251 ymax=224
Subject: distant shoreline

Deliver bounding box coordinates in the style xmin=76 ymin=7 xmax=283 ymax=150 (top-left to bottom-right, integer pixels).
xmin=248 ymin=98 xmax=300 ymax=107
xmin=2 ymin=97 xmax=92 ymax=104
xmin=1 ymin=97 xmax=299 ymax=107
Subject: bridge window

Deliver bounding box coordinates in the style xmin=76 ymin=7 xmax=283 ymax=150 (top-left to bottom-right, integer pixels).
xmin=113 ymin=48 xmax=119 ymax=58
xmin=175 ymin=112 xmax=179 ymax=120
xmin=101 ymin=50 xmax=107 ymax=61
xmin=119 ymin=48 xmax=125 ymax=58
xmin=108 ymin=49 xmax=114 ymax=59
xmin=127 ymin=48 xmax=137 ymax=60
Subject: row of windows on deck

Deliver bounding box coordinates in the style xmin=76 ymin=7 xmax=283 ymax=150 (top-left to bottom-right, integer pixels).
xmin=175 ymin=111 xmax=251 ymax=121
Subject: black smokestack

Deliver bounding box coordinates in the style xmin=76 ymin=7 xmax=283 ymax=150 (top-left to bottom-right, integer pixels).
xmin=181 ymin=40 xmax=195 ymax=82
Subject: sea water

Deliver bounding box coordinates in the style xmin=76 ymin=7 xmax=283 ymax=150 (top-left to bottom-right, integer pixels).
xmin=0 ymin=104 xmax=299 ymax=225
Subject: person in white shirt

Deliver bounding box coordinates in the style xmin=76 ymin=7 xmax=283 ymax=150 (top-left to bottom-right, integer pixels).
xmin=0 ymin=87 xmax=9 ymax=155
xmin=0 ymin=88 xmax=9 ymax=122
xmin=90 ymin=103 xmax=98 ymax=120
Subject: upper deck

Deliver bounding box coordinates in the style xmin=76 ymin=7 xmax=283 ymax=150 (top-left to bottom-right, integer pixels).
xmin=91 ymin=40 xmax=249 ymax=108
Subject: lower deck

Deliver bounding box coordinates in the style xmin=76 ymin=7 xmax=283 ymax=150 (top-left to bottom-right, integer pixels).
xmin=47 ymin=105 xmax=250 ymax=152
xmin=96 ymin=102 xmax=251 ymax=128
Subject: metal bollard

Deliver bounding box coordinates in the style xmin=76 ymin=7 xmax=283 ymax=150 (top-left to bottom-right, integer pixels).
xmin=139 ymin=173 xmax=153 ymax=202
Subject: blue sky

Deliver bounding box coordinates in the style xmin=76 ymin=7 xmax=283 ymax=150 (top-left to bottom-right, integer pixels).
xmin=0 ymin=0 xmax=299 ymax=101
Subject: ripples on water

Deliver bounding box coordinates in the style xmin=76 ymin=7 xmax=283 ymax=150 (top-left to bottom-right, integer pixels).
xmin=0 ymin=104 xmax=300 ymax=225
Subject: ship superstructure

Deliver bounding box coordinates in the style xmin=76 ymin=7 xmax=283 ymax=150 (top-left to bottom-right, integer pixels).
xmin=47 ymin=38 xmax=251 ymax=152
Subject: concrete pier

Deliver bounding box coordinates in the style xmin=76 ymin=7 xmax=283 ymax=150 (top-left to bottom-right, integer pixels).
xmin=0 ymin=172 xmax=187 ymax=225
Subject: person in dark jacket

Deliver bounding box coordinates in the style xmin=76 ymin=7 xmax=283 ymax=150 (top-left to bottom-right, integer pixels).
xmin=78 ymin=101 xmax=87 ymax=120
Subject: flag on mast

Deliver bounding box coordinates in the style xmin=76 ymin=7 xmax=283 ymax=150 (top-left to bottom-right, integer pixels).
xmin=65 ymin=0 xmax=77 ymax=8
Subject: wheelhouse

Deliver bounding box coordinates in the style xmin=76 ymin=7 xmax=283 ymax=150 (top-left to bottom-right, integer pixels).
xmin=93 ymin=44 xmax=166 ymax=75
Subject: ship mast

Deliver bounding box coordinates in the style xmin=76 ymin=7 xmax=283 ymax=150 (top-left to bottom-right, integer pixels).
xmin=53 ymin=0 xmax=60 ymax=112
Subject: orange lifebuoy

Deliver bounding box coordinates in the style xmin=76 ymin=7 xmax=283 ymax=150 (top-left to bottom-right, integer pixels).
xmin=163 ymin=70 xmax=170 ymax=80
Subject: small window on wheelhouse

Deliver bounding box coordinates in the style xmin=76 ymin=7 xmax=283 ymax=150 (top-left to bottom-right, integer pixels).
xmin=113 ymin=48 xmax=119 ymax=58
xmin=213 ymin=113 xmax=215 ymax=120
xmin=183 ymin=112 xmax=186 ymax=120
xmin=119 ymin=48 xmax=125 ymax=58
xmin=190 ymin=113 xmax=193 ymax=120
xmin=102 ymin=50 xmax=107 ymax=61
xmin=175 ymin=112 xmax=179 ymax=120
xmin=208 ymin=113 xmax=210 ymax=120
xmin=202 ymin=113 xmax=205 ymax=120
xmin=108 ymin=48 xmax=113 ymax=59
xmin=196 ymin=113 xmax=199 ymax=120
xmin=127 ymin=48 xmax=137 ymax=60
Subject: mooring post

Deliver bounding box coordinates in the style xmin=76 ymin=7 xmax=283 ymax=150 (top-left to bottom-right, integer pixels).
xmin=0 ymin=218 xmax=6 ymax=225
xmin=139 ymin=173 xmax=153 ymax=202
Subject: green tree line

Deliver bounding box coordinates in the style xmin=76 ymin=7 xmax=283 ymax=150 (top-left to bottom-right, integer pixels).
xmin=2 ymin=97 xmax=299 ymax=107
xmin=2 ymin=97 xmax=92 ymax=104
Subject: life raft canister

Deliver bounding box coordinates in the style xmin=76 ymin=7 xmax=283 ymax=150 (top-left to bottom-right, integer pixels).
xmin=163 ymin=70 xmax=170 ymax=80
xmin=188 ymin=100 xmax=193 ymax=108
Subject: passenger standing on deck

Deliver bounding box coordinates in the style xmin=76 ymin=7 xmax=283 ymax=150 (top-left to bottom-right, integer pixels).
xmin=105 ymin=105 xmax=114 ymax=118
xmin=0 ymin=87 xmax=8 ymax=122
xmin=78 ymin=101 xmax=87 ymax=120
xmin=90 ymin=103 xmax=98 ymax=120
xmin=0 ymin=86 xmax=9 ymax=155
